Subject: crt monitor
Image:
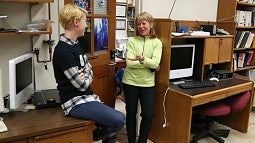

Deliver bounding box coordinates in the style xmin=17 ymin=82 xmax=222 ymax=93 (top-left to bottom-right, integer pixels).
xmin=9 ymin=53 xmax=34 ymax=110
xmin=170 ymin=44 xmax=195 ymax=80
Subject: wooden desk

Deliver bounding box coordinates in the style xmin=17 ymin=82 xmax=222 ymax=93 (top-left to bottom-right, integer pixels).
xmin=149 ymin=78 xmax=254 ymax=143
xmin=0 ymin=108 xmax=94 ymax=143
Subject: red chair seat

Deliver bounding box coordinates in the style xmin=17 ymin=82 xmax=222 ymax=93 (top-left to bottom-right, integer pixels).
xmin=196 ymin=103 xmax=231 ymax=116
xmin=224 ymin=91 xmax=251 ymax=113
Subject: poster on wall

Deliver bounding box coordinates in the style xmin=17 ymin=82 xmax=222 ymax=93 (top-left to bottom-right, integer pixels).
xmin=73 ymin=0 xmax=91 ymax=13
xmin=94 ymin=18 xmax=108 ymax=51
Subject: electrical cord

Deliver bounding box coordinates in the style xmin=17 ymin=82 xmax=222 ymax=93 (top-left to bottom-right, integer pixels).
xmin=162 ymin=86 xmax=170 ymax=128
xmin=168 ymin=0 xmax=177 ymax=18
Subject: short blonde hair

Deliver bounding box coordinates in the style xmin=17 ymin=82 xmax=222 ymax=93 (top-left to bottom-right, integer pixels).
xmin=59 ymin=4 xmax=88 ymax=29
xmin=135 ymin=12 xmax=156 ymax=38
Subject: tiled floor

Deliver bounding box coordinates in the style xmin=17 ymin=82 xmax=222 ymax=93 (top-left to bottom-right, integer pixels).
xmin=95 ymin=99 xmax=255 ymax=143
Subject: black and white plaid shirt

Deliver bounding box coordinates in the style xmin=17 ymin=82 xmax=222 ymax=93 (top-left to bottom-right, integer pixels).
xmin=59 ymin=35 xmax=101 ymax=115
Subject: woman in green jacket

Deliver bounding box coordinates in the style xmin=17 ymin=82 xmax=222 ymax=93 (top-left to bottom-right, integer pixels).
xmin=122 ymin=12 xmax=163 ymax=143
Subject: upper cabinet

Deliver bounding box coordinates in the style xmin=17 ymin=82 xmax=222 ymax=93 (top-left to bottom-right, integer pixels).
xmin=204 ymin=37 xmax=233 ymax=65
xmin=217 ymin=0 xmax=255 ymax=72
xmin=0 ymin=0 xmax=53 ymax=36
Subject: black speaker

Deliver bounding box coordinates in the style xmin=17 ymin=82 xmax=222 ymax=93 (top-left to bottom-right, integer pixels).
xmin=200 ymin=25 xmax=216 ymax=35
xmin=32 ymin=89 xmax=61 ymax=109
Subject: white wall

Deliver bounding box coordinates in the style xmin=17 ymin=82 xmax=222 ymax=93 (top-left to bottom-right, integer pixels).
xmin=0 ymin=0 xmax=218 ymax=98
xmin=138 ymin=0 xmax=218 ymax=21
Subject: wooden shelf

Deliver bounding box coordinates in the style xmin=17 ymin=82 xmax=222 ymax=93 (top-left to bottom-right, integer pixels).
xmin=236 ymin=26 xmax=255 ymax=29
xmin=234 ymin=47 xmax=255 ymax=51
xmin=237 ymin=1 xmax=255 ymax=7
xmin=235 ymin=65 xmax=255 ymax=72
xmin=0 ymin=22 xmax=52 ymax=36
xmin=0 ymin=0 xmax=53 ymax=2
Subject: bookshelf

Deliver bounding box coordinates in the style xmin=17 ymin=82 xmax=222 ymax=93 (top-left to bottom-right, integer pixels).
xmin=217 ymin=0 xmax=255 ymax=72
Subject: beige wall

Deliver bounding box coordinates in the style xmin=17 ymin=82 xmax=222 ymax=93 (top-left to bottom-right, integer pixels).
xmin=138 ymin=0 xmax=218 ymax=21
xmin=1 ymin=0 xmax=218 ymax=98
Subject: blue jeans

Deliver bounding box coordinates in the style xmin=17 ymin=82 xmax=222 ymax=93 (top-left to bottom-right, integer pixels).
xmin=123 ymin=84 xmax=154 ymax=143
xmin=69 ymin=101 xmax=126 ymax=133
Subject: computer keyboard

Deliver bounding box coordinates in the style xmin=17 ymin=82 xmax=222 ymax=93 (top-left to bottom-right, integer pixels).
xmin=178 ymin=81 xmax=215 ymax=89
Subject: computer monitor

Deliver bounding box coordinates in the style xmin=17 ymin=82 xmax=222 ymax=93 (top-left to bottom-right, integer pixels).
xmin=170 ymin=44 xmax=195 ymax=80
xmin=9 ymin=53 xmax=34 ymax=110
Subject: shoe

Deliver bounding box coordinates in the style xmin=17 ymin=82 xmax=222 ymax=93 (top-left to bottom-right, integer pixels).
xmin=102 ymin=134 xmax=117 ymax=143
xmin=93 ymin=127 xmax=104 ymax=141
xmin=93 ymin=126 xmax=117 ymax=142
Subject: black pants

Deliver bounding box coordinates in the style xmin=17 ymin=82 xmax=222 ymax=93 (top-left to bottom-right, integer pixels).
xmin=123 ymin=84 xmax=154 ymax=143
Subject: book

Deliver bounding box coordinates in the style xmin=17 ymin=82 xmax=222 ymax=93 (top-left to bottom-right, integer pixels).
xmin=236 ymin=31 xmax=245 ymax=48
xmin=239 ymin=31 xmax=250 ymax=48
xmin=237 ymin=52 xmax=246 ymax=68
xmin=243 ymin=51 xmax=252 ymax=67
xmin=245 ymin=11 xmax=252 ymax=26
xmin=246 ymin=51 xmax=254 ymax=66
xmin=237 ymin=10 xmax=246 ymax=26
xmin=234 ymin=31 xmax=242 ymax=48
xmin=233 ymin=53 xmax=237 ymax=71
xmin=244 ymin=32 xmax=254 ymax=48
xmin=249 ymin=52 xmax=255 ymax=66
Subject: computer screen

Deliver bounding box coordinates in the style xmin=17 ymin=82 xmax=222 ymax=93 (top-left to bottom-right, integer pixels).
xmin=170 ymin=44 xmax=195 ymax=80
xmin=9 ymin=53 xmax=34 ymax=110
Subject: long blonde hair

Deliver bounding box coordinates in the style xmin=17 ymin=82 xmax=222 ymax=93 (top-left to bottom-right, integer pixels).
xmin=59 ymin=4 xmax=88 ymax=29
xmin=135 ymin=12 xmax=156 ymax=38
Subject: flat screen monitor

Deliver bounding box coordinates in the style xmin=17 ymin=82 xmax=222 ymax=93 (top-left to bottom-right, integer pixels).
xmin=9 ymin=53 xmax=34 ymax=110
xmin=170 ymin=44 xmax=195 ymax=80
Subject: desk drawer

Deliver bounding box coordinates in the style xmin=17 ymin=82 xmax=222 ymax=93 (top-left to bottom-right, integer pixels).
xmin=192 ymin=93 xmax=226 ymax=106
xmin=33 ymin=127 xmax=92 ymax=143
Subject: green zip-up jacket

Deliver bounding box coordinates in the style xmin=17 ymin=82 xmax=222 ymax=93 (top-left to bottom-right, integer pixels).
xmin=122 ymin=36 xmax=163 ymax=87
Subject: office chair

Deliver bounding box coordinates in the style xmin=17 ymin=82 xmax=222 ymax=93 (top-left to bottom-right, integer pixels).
xmin=191 ymin=102 xmax=231 ymax=143
xmin=192 ymin=91 xmax=252 ymax=143
xmin=224 ymin=91 xmax=251 ymax=113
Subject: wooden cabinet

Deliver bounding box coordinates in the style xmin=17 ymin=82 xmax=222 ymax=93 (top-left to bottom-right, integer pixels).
xmin=33 ymin=127 xmax=91 ymax=143
xmin=204 ymin=37 xmax=233 ymax=64
xmin=0 ymin=108 xmax=93 ymax=143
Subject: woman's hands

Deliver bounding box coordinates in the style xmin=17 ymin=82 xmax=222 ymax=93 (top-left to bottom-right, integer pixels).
xmin=128 ymin=55 xmax=144 ymax=62
xmin=128 ymin=55 xmax=160 ymax=72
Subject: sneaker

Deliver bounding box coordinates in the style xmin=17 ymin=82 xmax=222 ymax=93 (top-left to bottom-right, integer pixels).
xmin=93 ymin=126 xmax=117 ymax=141
xmin=102 ymin=134 xmax=117 ymax=143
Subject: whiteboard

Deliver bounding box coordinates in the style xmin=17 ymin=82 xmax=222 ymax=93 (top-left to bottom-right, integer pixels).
xmin=140 ymin=0 xmax=218 ymax=21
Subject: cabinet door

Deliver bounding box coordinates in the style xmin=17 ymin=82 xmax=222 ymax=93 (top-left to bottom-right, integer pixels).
xmin=218 ymin=37 xmax=233 ymax=63
xmin=204 ymin=38 xmax=220 ymax=64
xmin=64 ymin=0 xmax=116 ymax=107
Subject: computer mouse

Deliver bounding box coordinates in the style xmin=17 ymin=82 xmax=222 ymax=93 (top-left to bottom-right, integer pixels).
xmin=47 ymin=98 xmax=56 ymax=104
xmin=209 ymin=77 xmax=219 ymax=82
